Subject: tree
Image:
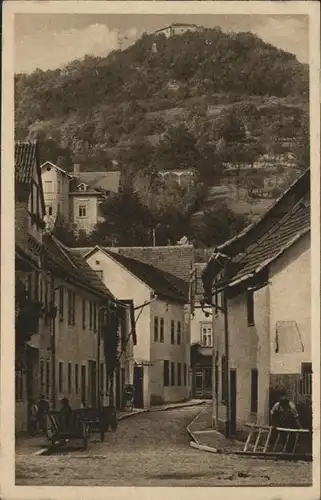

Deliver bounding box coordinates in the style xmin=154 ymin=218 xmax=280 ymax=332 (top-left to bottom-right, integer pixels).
xmin=90 ymin=188 xmax=154 ymax=246
xmin=189 ymin=204 xmax=248 ymax=248
xmin=154 ymin=124 xmax=200 ymax=171
xmin=295 ymin=112 xmax=309 ymax=172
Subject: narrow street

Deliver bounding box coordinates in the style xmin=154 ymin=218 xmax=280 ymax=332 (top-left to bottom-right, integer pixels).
xmin=16 ymin=407 xmax=312 ymax=486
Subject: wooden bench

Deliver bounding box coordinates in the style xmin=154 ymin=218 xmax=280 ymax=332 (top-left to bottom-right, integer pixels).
xmin=75 ymin=406 xmax=117 ymax=442
xmin=46 ymin=410 xmax=89 ymax=450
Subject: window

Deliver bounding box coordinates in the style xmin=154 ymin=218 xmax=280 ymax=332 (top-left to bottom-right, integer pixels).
xmin=221 ymin=356 xmax=227 ymax=404
xmin=160 ymin=318 xmax=164 ymax=343
xmin=72 ymin=292 xmax=76 ymax=324
xmin=201 ymin=324 xmax=213 ymax=347
xmin=247 ymin=290 xmax=254 ymax=326
xmin=154 ymin=317 xmax=159 ymax=342
xmin=78 ymin=205 xmax=87 ymax=217
xmin=251 ymin=369 xmax=258 ymax=413
xmin=67 ymin=290 xmax=72 ymax=324
xmin=89 ymin=302 xmax=93 ymax=330
xmin=68 ymin=363 xmax=72 ymax=393
xmin=163 ymin=360 xmax=169 ymax=387
xmin=82 ymin=299 xmax=86 ymax=329
xmin=81 ymin=365 xmax=86 ymax=403
xmin=93 ymin=303 xmax=97 ymax=332
xmin=75 ymin=364 xmax=79 ymax=393
xmin=301 ymin=362 xmax=312 ymax=374
xmin=57 ymin=180 xmax=61 ymax=193
xmin=96 ymin=270 xmax=103 ymax=280
xmin=15 ymin=370 xmax=23 ymax=400
xmin=46 ymin=360 xmax=50 ymax=397
xmin=171 ymin=362 xmax=175 ymax=386
xmin=183 ymin=364 xmax=187 ymax=386
xmin=177 ymin=363 xmax=182 ymax=386
xmin=171 ymin=320 xmax=175 ymax=344
xmin=59 ymin=286 xmax=64 ymax=321
xmin=44 ymin=280 xmax=49 ymax=325
xmin=34 ymin=271 xmax=40 ymax=302
xmin=57 ymin=203 xmax=61 ymax=215
xmin=47 ymin=206 xmax=53 ymax=216
xmin=40 ymin=360 xmax=44 ymax=391
xmin=44 ymin=181 xmax=53 ymax=193
xmin=59 ymin=362 xmax=63 ymax=393
xmin=177 ymin=321 xmax=181 ymax=345
xmin=68 ymin=291 xmax=75 ymax=325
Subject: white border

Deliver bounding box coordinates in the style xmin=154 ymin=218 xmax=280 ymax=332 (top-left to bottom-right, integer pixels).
xmin=1 ymin=2 xmax=320 ymax=500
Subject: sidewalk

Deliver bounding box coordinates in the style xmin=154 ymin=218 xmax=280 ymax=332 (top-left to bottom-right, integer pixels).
xmin=16 ymin=399 xmax=206 ymax=455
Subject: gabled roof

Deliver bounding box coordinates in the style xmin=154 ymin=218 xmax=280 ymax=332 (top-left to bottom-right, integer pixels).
xmin=215 ymin=199 xmax=310 ymax=291
xmin=15 ymin=142 xmax=38 ymax=185
xmin=100 ymin=248 xmax=187 ymax=303
xmin=71 ymin=171 xmax=121 ymax=194
xmin=40 ymin=161 xmax=72 ymax=177
xmin=75 ymin=245 xmax=194 ymax=297
xmin=43 ymin=235 xmax=114 ymax=300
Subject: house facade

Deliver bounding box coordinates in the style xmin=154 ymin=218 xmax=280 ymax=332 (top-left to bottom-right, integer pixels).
xmin=15 ymin=142 xmax=46 ymax=432
xmin=80 ymin=246 xmax=192 ymax=408
xmin=40 ymin=161 xmax=121 ymax=234
xmin=202 ymin=169 xmax=311 ymax=437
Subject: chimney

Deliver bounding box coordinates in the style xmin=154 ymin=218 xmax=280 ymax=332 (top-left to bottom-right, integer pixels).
xmin=73 ymin=164 xmax=80 ymax=176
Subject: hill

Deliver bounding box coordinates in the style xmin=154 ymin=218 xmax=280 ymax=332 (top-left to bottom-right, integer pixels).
xmin=15 ymin=27 xmax=308 ymax=170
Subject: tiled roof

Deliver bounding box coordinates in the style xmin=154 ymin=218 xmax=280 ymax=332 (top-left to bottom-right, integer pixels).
xmin=114 ymin=246 xmax=194 ymax=284
xmin=216 ymin=199 xmax=310 ymax=289
xmin=74 ymin=245 xmax=194 ymax=295
xmin=214 ymin=169 xmax=310 ymax=258
xmin=43 ymin=236 xmax=114 ymax=299
xmin=71 ymin=171 xmax=121 ymax=194
xmin=104 ymin=250 xmax=187 ymax=303
xmin=15 ymin=142 xmax=37 ymax=185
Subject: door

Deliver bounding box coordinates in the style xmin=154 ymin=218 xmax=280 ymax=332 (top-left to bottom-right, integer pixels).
xmin=121 ymin=368 xmax=125 ymax=408
xmin=133 ymin=365 xmax=144 ymax=408
xmin=81 ymin=365 xmax=86 ymax=405
xmin=26 ymin=346 xmax=39 ymax=400
xmin=230 ymin=369 xmax=237 ymax=436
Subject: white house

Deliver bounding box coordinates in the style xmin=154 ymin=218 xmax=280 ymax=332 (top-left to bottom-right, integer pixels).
xmin=202 ymin=169 xmax=311 ymax=437
xmin=79 ymin=246 xmax=192 ymax=408
xmin=40 ymin=161 xmax=121 ymax=234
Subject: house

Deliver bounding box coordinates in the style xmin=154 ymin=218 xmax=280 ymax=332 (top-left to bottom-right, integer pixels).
xmin=202 ymin=168 xmax=311 ymax=437
xmin=76 ymin=245 xmax=194 ymax=408
xmin=15 ymin=141 xmax=46 ymax=432
xmin=40 ymin=161 xmax=121 ymax=234
xmin=190 ymin=263 xmax=213 ymax=399
xmin=154 ymin=23 xmax=203 ymax=39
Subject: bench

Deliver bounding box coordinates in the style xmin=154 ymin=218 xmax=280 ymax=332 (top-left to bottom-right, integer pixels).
xmin=46 ymin=410 xmax=89 ymax=450
xmin=75 ymin=406 xmax=117 ymax=442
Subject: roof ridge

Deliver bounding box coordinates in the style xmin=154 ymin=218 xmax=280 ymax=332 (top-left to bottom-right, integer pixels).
xmin=51 ymin=235 xmax=78 ymax=269
xmin=234 ymin=199 xmax=309 ymax=267
xmin=217 ymin=168 xmax=309 ymax=252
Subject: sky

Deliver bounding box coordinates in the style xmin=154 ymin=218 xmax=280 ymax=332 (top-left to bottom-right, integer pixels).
xmin=14 ymin=14 xmax=309 ymax=74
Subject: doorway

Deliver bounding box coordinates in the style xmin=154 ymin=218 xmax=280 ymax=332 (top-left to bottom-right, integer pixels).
xmin=133 ymin=365 xmax=144 ymax=408
xmin=230 ymin=369 xmax=237 ymax=436
xmin=88 ymin=361 xmax=97 ymax=407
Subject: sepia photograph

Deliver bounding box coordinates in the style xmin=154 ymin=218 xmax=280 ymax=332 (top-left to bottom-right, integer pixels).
xmin=1 ymin=0 xmax=320 ymax=496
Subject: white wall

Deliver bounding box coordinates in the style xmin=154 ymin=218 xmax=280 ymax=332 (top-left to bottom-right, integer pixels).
xmin=41 ymin=165 xmax=69 ymax=222
xmin=269 ymin=234 xmax=311 ymax=374
xmin=86 ymin=250 xmax=151 ymax=365
xmin=71 ymin=196 xmax=98 ymax=233
xmin=150 ymin=299 xmax=190 ymax=403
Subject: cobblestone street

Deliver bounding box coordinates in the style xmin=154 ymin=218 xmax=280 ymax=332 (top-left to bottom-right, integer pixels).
xmin=16 ymin=407 xmax=312 ymax=487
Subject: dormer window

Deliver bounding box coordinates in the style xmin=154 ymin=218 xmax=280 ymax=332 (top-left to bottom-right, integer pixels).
xmin=78 ymin=183 xmax=87 ymax=192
